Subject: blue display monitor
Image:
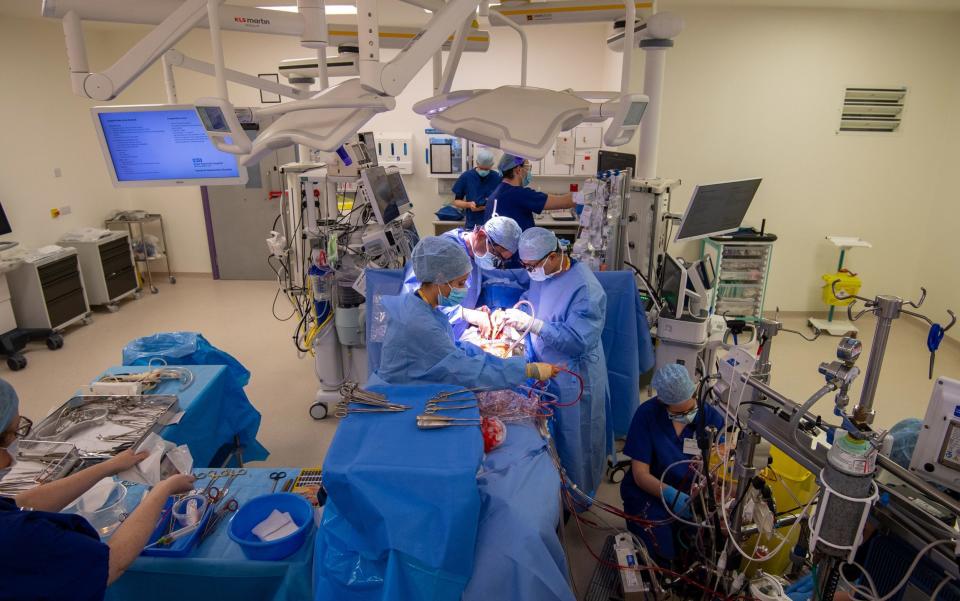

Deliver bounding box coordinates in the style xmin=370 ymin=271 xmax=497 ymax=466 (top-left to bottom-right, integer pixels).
xmin=91 ymin=105 xmax=247 ymax=187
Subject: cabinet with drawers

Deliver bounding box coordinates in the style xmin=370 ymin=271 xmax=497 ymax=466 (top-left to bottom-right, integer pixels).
xmin=8 ymin=248 xmax=91 ymax=330
xmin=65 ymin=232 xmax=139 ymax=308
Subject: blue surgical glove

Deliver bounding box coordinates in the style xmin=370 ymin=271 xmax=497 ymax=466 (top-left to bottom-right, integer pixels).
xmin=662 ymin=485 xmax=693 ymax=520
xmin=785 ymin=573 xmax=814 ymax=601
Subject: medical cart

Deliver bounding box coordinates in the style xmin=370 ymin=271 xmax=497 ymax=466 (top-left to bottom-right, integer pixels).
xmin=701 ymin=235 xmax=775 ymax=322
xmin=105 ymin=213 xmax=176 ymax=294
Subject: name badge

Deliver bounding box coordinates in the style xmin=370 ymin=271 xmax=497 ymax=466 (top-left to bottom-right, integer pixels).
xmin=682 ymin=437 xmax=700 ymax=456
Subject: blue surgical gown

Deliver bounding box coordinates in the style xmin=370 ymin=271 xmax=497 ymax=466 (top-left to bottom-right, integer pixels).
xmin=521 ymin=260 xmax=609 ymax=496
xmin=0 ymin=496 xmax=109 ymax=601
xmin=619 ymin=399 xmax=724 ymax=562
xmin=369 ymin=291 xmax=529 ymax=388
xmin=402 ymin=229 xmax=481 ymax=340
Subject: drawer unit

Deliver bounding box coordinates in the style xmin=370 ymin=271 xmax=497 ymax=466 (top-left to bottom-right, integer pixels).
xmin=61 ymin=232 xmax=139 ymax=308
xmin=701 ymin=238 xmax=774 ymax=322
xmin=8 ymin=248 xmax=91 ymax=330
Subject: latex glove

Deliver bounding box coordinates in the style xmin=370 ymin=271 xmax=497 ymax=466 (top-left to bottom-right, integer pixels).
xmin=572 ymin=191 xmax=585 ymax=205
xmin=103 ymin=449 xmax=150 ymax=475
xmin=662 ymin=485 xmax=693 ymax=520
xmin=526 ymin=362 xmax=560 ymax=381
xmin=462 ymin=307 xmax=494 ymax=338
xmin=153 ymin=473 xmax=197 ymax=497
xmin=503 ymin=308 xmax=544 ymax=335
xmin=785 ymin=573 xmax=814 ymax=601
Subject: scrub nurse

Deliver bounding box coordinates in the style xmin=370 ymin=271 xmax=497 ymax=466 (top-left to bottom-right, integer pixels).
xmin=402 ymin=215 xmax=522 ymax=339
xmin=497 ymin=227 xmax=609 ymax=495
xmin=451 ymin=148 xmax=502 ymax=229
xmin=619 ymin=364 xmax=724 ymax=565
xmin=373 ymin=236 xmax=559 ymax=387
xmin=483 ymin=154 xmax=576 ymax=231
xmin=0 ymin=379 xmax=196 ymax=601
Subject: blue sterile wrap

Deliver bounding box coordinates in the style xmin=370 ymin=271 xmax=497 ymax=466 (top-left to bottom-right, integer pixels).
xmin=122 ymin=332 xmax=251 ymax=388
xmin=97 ymin=365 xmax=268 ymax=466
xmin=314 ymin=384 xmax=484 ymax=601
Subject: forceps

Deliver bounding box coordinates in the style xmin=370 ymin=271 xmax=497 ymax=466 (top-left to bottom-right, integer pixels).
xmin=335 ymin=403 xmax=408 ymax=418
xmin=416 ymin=414 xmax=485 ymax=430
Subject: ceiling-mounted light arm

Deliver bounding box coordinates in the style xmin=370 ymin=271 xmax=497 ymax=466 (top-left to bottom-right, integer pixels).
xmin=398 ymin=0 xmax=446 ymax=11
xmin=364 ymin=0 xmax=482 ymax=97
xmin=206 ymin=0 xmax=229 ymax=100
xmin=356 ymin=0 xmax=381 ymax=92
xmin=489 ymin=10 xmax=526 ymax=86
xmin=61 ymin=0 xmax=209 ymax=100
xmin=432 ymin=52 xmax=443 ymax=94
xmin=255 ymin=96 xmax=391 ymax=117
xmin=161 ymin=52 xmax=178 ymax=103
xmin=620 ymin=0 xmax=635 ymax=93
xmin=438 ymin=15 xmax=474 ymax=94
xmin=164 ymin=50 xmax=311 ymax=100
xmin=298 ymin=0 xmax=329 ymax=90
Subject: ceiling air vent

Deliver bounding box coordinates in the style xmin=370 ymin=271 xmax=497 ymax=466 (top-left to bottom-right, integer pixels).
xmin=839 ymin=87 xmax=906 ymax=133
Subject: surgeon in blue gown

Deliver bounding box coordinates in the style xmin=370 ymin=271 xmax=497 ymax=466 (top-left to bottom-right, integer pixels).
xmin=495 ymin=227 xmax=609 ymax=496
xmin=619 ymin=364 xmax=724 ymax=566
xmin=0 ymin=379 xmax=196 ymax=601
xmin=402 ymin=215 xmax=522 ymax=339
xmin=372 ymin=236 xmax=559 ymax=388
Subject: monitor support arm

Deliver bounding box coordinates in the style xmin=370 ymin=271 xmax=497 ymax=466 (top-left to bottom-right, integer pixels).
xmin=161 ymin=49 xmax=312 ymax=103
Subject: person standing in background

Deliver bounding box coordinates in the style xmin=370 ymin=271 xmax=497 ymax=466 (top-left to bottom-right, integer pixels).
xmin=451 ymin=148 xmax=502 ymax=229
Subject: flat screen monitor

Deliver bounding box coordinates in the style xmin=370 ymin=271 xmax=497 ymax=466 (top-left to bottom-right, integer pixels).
xmin=92 ymin=105 xmax=247 ymax=187
xmin=674 ymin=178 xmax=762 ymax=242
xmin=0 ymin=202 xmax=11 ymax=236
xmin=597 ymin=150 xmax=636 ymax=174
xmin=659 ymin=254 xmax=686 ymax=319
xmin=361 ymin=166 xmax=412 ymax=225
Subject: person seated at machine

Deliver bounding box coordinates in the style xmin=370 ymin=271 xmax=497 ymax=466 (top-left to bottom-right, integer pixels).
xmin=484 ymin=154 xmax=576 ymax=231
xmin=493 ymin=227 xmax=609 ymax=496
xmin=619 ymin=364 xmax=724 ymax=566
xmin=372 ymin=236 xmax=559 ymax=387
xmin=403 ymin=216 xmax=522 ymax=339
xmin=0 ymin=379 xmax=196 ymax=601
xmin=451 ymin=148 xmax=502 ymax=229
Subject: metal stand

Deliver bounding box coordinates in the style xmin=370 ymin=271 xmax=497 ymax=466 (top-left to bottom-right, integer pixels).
xmin=105 ymin=213 xmax=176 ymax=294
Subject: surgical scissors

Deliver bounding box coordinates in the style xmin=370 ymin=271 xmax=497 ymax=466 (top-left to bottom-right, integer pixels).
xmin=269 ymin=471 xmax=287 ymax=492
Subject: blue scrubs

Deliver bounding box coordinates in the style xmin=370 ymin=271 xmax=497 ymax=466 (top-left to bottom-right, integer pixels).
xmin=452 ymin=169 xmax=502 ymax=229
xmin=619 ymin=399 xmax=724 ymax=562
xmin=521 ymin=261 xmax=609 ymax=496
xmin=484 ymin=182 xmax=547 ymax=231
xmin=370 ymin=291 xmax=529 ymax=388
xmin=0 ymin=496 xmax=109 ymax=601
xmin=401 ymin=229 xmax=481 ymax=340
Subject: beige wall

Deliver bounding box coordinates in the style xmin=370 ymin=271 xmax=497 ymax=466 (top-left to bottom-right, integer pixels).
xmin=611 ymin=7 xmax=960 ymax=321
xmin=0 ymin=17 xmax=129 ymax=250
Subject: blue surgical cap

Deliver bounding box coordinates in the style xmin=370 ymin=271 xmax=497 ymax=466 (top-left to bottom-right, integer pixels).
xmin=412 ymin=236 xmax=472 ymax=284
xmin=0 ymin=379 xmax=19 ymax=431
xmin=653 ymin=364 xmax=696 ymax=405
xmin=889 ymin=418 xmax=922 ymax=469
xmin=484 ymin=216 xmax=521 ymax=253
xmin=518 ymin=227 xmax=558 ymax=261
xmin=476 ymin=148 xmax=496 ymax=168
xmin=498 ymin=153 xmax=525 ymax=172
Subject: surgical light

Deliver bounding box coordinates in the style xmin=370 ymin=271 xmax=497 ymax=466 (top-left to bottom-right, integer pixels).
xmin=257 ymin=4 xmax=359 ymax=15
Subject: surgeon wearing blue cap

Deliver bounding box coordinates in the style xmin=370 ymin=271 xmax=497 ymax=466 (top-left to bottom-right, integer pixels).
xmin=495 ymin=227 xmax=609 ymax=496
xmin=0 ymin=378 xmax=196 ymax=600
xmin=619 ymin=364 xmax=724 ymax=565
xmin=402 ymin=215 xmax=522 ymax=339
xmin=374 ymin=236 xmax=559 ymax=387
xmin=483 ymin=154 xmax=577 ymax=231
xmin=451 ymin=148 xmax=502 ymax=229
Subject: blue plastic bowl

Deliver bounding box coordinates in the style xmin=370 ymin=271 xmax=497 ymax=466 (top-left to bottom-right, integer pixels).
xmin=228 ymin=493 xmax=315 ymax=561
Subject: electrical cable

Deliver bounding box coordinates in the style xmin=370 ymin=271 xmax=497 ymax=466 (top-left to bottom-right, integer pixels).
xmin=931 ymin=573 xmax=955 ymax=601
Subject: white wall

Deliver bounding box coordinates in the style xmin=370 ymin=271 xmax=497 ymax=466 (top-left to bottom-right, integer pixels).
xmin=102 ymin=20 xmax=612 ymax=273
xmin=610 ymin=7 xmax=960 ymax=319
xmin=0 ymin=17 xmax=129 ymax=250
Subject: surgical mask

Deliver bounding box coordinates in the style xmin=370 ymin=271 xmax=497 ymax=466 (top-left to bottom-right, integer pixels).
xmin=668 ymin=407 xmax=698 ymax=424
xmin=528 ymin=253 xmax=560 ymax=282
xmin=475 ymin=252 xmax=497 ymax=271
xmin=522 ymin=171 xmax=533 ymax=187
xmin=438 ymin=283 xmax=468 ymax=307
xmin=476 ymin=168 xmax=491 ymax=177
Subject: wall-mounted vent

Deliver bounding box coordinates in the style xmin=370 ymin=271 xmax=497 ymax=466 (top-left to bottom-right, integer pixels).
xmin=839 ymin=87 xmax=906 ymax=133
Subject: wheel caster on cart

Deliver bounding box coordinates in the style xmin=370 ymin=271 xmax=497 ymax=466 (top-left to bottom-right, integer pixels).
xmin=133 ymin=290 xmax=143 ymax=300
xmin=608 ymin=463 xmax=628 ymax=484
xmin=105 ymin=303 xmax=120 ymax=313
xmin=80 ymin=315 xmax=94 ymax=326
xmin=150 ymin=286 xmax=159 ymax=294
xmin=309 ymin=402 xmax=329 ymax=420
xmin=46 ymin=333 xmax=64 ymax=350
xmin=6 ymin=354 xmax=26 ymax=371
xmin=169 ymin=276 xmax=177 ymax=284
